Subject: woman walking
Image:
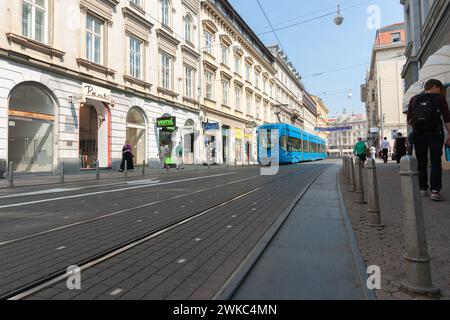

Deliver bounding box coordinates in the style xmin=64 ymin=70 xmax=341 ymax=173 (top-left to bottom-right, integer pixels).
xmin=119 ymin=141 xmax=134 ymax=172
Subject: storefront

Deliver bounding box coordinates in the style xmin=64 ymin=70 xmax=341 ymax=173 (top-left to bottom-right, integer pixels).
xmin=182 ymin=119 xmax=196 ymax=165
xmin=222 ymin=125 xmax=230 ymax=164
xmin=235 ymin=128 xmax=243 ymax=165
xmin=8 ymin=82 xmax=56 ymax=173
xmin=78 ymin=84 xmax=112 ymax=169
xmin=126 ymin=107 xmax=147 ymax=166
xmin=203 ymin=122 xmax=220 ymax=165
xmin=244 ymin=128 xmax=255 ymax=164
xmin=157 ymin=115 xmax=177 ymax=166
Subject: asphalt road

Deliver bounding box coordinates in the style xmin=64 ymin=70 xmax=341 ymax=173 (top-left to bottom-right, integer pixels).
xmin=0 ymin=161 xmax=333 ymax=300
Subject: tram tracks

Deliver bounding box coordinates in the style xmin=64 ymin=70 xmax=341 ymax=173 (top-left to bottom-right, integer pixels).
xmin=0 ymin=164 xmax=328 ymax=300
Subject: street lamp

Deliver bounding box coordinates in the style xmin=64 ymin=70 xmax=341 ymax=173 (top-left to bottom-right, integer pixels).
xmin=334 ymin=5 xmax=344 ymax=26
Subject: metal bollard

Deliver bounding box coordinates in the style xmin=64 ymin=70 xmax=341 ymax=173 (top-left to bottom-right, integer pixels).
xmin=365 ymin=159 xmax=384 ymax=228
xmin=399 ymin=156 xmax=440 ymax=295
xmin=8 ymin=162 xmax=13 ymax=187
xmin=344 ymin=156 xmax=349 ymax=181
xmin=348 ymin=157 xmax=356 ymax=192
xmin=354 ymin=157 xmax=366 ymax=204
xmin=342 ymin=157 xmax=347 ymax=179
xmin=142 ymin=160 xmax=146 ymax=176
xmin=346 ymin=157 xmax=351 ymax=184
xmin=96 ymin=161 xmax=100 ymax=180
xmin=124 ymin=160 xmax=128 ymax=177
xmin=60 ymin=162 xmax=65 ymax=184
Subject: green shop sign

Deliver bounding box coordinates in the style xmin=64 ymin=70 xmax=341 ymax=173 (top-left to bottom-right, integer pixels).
xmin=157 ymin=117 xmax=176 ymax=128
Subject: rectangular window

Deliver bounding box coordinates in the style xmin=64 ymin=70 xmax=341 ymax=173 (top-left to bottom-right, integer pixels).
xmin=205 ymin=31 xmax=213 ymax=54
xmin=391 ymin=32 xmax=401 ymax=43
xmin=86 ymin=15 xmax=103 ymax=64
xmin=234 ymin=56 xmax=241 ymax=74
xmin=246 ymin=94 xmax=252 ymax=115
xmin=255 ymin=72 xmax=260 ymax=88
xmin=235 ymin=88 xmax=242 ymax=111
xmin=221 ymin=46 xmax=229 ymax=65
xmin=256 ymin=99 xmax=260 ymax=119
xmin=222 ymin=80 xmax=229 ymax=106
xmin=130 ymin=0 xmax=142 ymax=7
xmin=246 ymin=64 xmax=251 ymax=81
xmin=263 ymin=78 xmax=267 ymax=93
xmin=22 ymin=0 xmax=47 ymax=43
xmin=160 ymin=52 xmax=172 ymax=90
xmin=205 ymin=71 xmax=214 ymax=100
xmin=185 ymin=66 xmax=194 ymax=98
xmin=129 ymin=36 xmax=142 ymax=79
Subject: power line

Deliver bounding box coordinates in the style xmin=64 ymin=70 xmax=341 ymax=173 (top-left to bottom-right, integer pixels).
xmin=257 ymin=0 xmax=375 ymax=36
xmin=255 ymin=0 xmax=287 ymax=54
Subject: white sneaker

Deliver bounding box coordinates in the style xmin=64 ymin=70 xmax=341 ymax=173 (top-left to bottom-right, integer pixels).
xmin=420 ymin=190 xmax=429 ymax=197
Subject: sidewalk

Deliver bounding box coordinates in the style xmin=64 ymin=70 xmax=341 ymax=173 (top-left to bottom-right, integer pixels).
xmin=0 ymin=164 xmax=249 ymax=189
xmin=341 ymin=161 xmax=450 ymax=300
xmin=230 ymin=164 xmax=373 ymax=300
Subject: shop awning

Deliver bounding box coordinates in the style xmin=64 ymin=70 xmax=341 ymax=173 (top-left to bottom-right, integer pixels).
xmin=403 ymin=45 xmax=450 ymax=113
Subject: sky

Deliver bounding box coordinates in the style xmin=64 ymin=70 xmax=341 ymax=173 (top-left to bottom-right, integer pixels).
xmin=228 ymin=0 xmax=405 ymax=117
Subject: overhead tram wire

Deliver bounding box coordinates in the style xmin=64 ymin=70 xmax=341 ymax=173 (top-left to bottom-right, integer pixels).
xmin=257 ymin=0 xmax=376 ymax=36
xmin=255 ymin=0 xmax=287 ymax=54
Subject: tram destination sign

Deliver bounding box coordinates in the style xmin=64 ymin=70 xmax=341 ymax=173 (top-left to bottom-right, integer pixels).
xmin=315 ymin=126 xmax=353 ymax=132
xmin=157 ymin=117 xmax=176 ymax=128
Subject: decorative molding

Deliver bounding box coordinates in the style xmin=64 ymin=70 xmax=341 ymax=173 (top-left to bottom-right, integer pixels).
xmin=220 ymin=70 xmax=232 ymax=80
xmin=219 ymin=34 xmax=233 ymax=46
xmin=122 ymin=7 xmax=154 ymax=34
xmin=182 ymin=0 xmax=200 ymax=15
xmin=156 ymin=28 xmax=181 ymax=48
xmin=76 ymin=58 xmax=116 ymax=76
xmin=202 ymin=19 xmax=219 ymax=33
xmin=181 ymin=44 xmax=200 ymax=60
xmin=203 ymin=60 xmax=218 ymax=71
xmin=157 ymin=87 xmax=180 ymax=98
xmin=123 ymin=75 xmax=152 ymax=89
xmin=6 ymin=33 xmax=65 ymax=59
xmin=80 ymin=0 xmax=116 ymax=23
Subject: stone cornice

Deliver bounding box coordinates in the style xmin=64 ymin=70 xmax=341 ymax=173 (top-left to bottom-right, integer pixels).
xmin=181 ymin=44 xmax=200 ymax=60
xmin=6 ymin=33 xmax=65 ymax=59
xmin=156 ymin=28 xmax=181 ymax=47
xmin=76 ymin=58 xmax=116 ymax=76
xmin=122 ymin=7 xmax=154 ymax=31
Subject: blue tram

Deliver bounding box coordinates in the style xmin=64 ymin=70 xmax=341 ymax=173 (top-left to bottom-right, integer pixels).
xmin=257 ymin=123 xmax=327 ymax=164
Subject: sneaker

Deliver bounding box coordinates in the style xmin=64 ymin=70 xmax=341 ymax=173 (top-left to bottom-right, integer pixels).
xmin=431 ymin=191 xmax=444 ymax=201
xmin=420 ymin=190 xmax=429 ymax=197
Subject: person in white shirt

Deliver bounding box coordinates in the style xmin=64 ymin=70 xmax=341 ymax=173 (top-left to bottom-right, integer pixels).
xmin=380 ymin=137 xmax=391 ymax=164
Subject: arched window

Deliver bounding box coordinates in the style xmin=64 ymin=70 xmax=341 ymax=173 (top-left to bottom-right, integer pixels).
xmin=161 ymin=0 xmax=170 ymax=27
xmin=184 ymin=14 xmax=193 ymax=43
xmin=8 ymin=83 xmax=55 ymax=172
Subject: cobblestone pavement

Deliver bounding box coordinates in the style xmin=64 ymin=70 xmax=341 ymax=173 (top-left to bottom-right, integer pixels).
xmin=0 ymin=161 xmax=331 ymax=300
xmin=341 ymin=161 xmax=450 ymax=300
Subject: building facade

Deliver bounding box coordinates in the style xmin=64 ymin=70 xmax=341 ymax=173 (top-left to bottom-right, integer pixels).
xmin=361 ymin=23 xmax=407 ymax=149
xmin=327 ymin=113 xmax=368 ymax=156
xmin=400 ymin=0 xmax=450 ymax=168
xmin=311 ymin=95 xmax=330 ymax=142
xmin=0 ymin=0 xmax=322 ymax=176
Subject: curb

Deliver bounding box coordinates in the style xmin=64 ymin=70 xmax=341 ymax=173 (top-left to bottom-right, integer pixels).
xmin=213 ymin=165 xmax=330 ymax=300
xmin=336 ymin=170 xmax=377 ymax=300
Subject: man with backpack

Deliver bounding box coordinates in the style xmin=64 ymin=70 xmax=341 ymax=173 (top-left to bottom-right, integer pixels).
xmin=407 ymin=79 xmax=450 ymax=201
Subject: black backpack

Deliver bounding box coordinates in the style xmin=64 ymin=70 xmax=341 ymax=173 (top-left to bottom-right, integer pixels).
xmin=411 ymin=93 xmax=442 ymax=132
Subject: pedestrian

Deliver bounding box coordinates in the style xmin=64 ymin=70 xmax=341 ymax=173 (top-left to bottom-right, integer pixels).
xmin=407 ymin=132 xmax=414 ymax=156
xmin=159 ymin=142 xmax=169 ymax=172
xmin=394 ymin=132 xmax=408 ymax=164
xmin=353 ymin=137 xmax=367 ymax=167
xmin=380 ymin=137 xmax=391 ymax=164
xmin=175 ymin=141 xmax=184 ymax=170
xmin=162 ymin=143 xmax=170 ymax=172
xmin=119 ymin=141 xmax=134 ymax=172
xmin=407 ymin=79 xmax=450 ymax=201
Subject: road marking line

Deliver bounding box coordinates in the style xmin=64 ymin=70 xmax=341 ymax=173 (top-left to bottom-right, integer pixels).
xmin=195 ymin=238 xmax=202 ymax=242
xmin=110 ymin=289 xmax=123 ymax=296
xmin=0 ymin=173 xmax=235 ymax=210
xmin=177 ymin=259 xmax=187 ymax=264
xmin=56 ymin=246 xmax=66 ymax=250
xmin=0 ymin=175 xmax=260 ymax=247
